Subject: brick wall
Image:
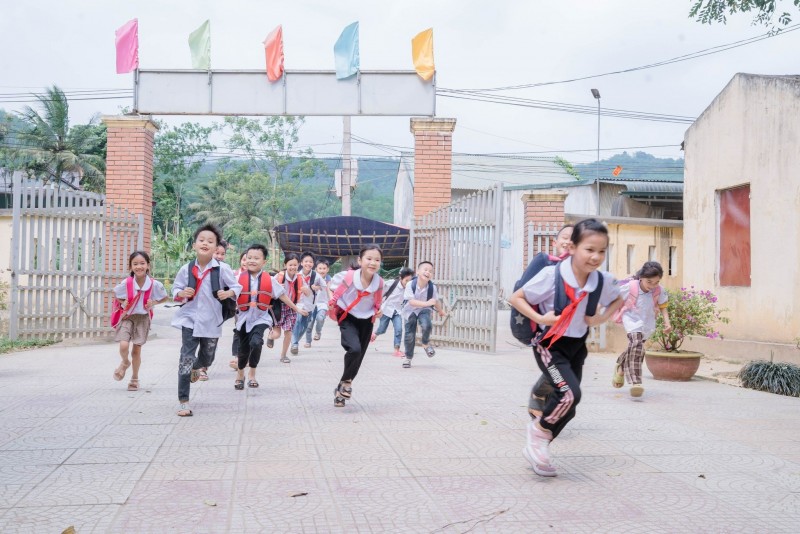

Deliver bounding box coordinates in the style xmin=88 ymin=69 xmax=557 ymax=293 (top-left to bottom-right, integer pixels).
xmin=410 ymin=118 xmax=456 ymax=220
xmin=522 ymin=191 xmax=567 ymax=265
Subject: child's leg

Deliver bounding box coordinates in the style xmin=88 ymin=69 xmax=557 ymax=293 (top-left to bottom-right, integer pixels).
xmin=119 ymin=340 xmax=131 ymax=364
xmin=533 ymin=337 xmax=587 ymax=440
xmin=418 ymin=309 xmax=433 ymax=347
xmin=339 ymin=316 xmax=370 ymax=383
xmin=232 ymin=327 xmax=241 ymax=357
xmin=130 ymin=345 xmax=142 ymax=379
xmin=178 ymin=328 xmax=201 ymax=403
xmin=624 ymin=332 xmax=645 ymax=385
xmin=374 ymin=314 xmax=391 ymax=337
xmin=280 ymin=329 xmax=292 ymax=361
xmin=290 ymin=314 xmax=309 ymax=347
xmin=245 ymin=325 xmax=267 ymax=381
xmin=391 ymin=313 xmax=403 ymax=349
xmin=315 ymin=309 xmax=326 ymax=336
xmin=404 ymin=313 xmax=419 ymax=359
xmin=528 ymin=374 xmax=553 ymax=419
xmin=304 ymin=313 xmax=316 ymax=344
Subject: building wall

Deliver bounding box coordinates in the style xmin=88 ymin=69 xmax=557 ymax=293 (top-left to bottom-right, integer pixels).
xmin=684 ymin=74 xmax=800 ymax=346
xmin=393 ymin=161 xmax=414 ymax=228
xmin=604 ymin=222 xmax=684 ymax=289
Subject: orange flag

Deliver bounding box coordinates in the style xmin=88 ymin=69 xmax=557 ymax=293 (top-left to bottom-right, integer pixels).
xmin=612 ymin=165 xmax=622 ymax=176
xmin=264 ymin=25 xmax=284 ymax=82
xmin=411 ymin=28 xmax=435 ymax=81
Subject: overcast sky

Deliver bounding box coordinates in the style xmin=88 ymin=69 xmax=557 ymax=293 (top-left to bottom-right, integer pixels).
xmin=1 ymin=0 xmax=797 ymax=168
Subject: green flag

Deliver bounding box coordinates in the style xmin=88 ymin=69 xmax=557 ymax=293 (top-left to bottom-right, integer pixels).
xmin=188 ymin=20 xmax=211 ymax=69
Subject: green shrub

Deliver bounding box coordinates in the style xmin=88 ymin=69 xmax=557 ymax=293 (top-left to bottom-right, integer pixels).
xmin=739 ymin=360 xmax=800 ymax=397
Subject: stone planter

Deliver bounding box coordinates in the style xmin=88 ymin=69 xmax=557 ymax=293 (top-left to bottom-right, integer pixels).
xmin=644 ymin=350 xmax=703 ymax=381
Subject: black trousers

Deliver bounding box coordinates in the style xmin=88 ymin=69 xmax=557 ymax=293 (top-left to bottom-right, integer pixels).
xmin=531 ymin=334 xmax=588 ymax=439
xmin=232 ymin=327 xmax=241 ymax=357
xmin=237 ymin=323 xmax=268 ymax=370
xmin=338 ymin=314 xmax=374 ymax=382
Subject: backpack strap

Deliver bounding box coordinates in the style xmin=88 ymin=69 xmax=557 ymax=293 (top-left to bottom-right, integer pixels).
xmin=585 ymin=273 xmax=604 ymax=317
xmin=383 ymin=278 xmax=400 ymax=301
xmin=210 ymin=265 xmax=221 ymax=295
xmin=426 ymin=281 xmax=434 ymax=302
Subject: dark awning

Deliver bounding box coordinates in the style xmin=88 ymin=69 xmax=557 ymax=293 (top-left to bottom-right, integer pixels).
xmin=273 ymin=216 xmax=410 ymax=269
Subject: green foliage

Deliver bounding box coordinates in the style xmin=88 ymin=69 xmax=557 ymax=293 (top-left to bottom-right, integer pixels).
xmin=739 ymin=360 xmax=800 ymax=397
xmin=553 ymin=156 xmax=581 ymax=180
xmin=150 ymin=226 xmax=194 ymax=285
xmin=0 ymin=337 xmax=58 ymax=355
xmin=690 ymin=0 xmax=800 ymax=30
xmin=0 ymin=280 xmax=8 ymax=311
xmin=652 ymin=287 xmax=729 ymax=351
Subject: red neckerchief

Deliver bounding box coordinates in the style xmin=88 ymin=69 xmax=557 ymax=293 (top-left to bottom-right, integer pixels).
xmin=191 ymin=263 xmax=212 ymax=298
xmin=542 ymin=282 xmax=588 ymax=346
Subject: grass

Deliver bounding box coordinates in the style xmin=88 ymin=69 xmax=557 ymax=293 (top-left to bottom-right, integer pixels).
xmin=0 ymin=337 xmax=58 ymax=355
xmin=739 ymin=360 xmax=800 ymax=397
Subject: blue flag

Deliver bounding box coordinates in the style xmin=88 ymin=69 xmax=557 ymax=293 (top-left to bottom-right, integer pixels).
xmin=334 ymin=21 xmax=360 ymax=80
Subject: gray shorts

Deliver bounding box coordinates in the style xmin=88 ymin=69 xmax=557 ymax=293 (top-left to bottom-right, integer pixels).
xmin=114 ymin=314 xmax=151 ymax=345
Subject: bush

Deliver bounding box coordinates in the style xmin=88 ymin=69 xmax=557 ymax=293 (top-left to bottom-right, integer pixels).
xmin=739 ymin=360 xmax=800 ymax=397
xmin=652 ymin=287 xmax=729 ymax=351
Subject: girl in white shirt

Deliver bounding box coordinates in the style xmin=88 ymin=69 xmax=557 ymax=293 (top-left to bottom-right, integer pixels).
xmin=328 ymin=245 xmax=384 ymax=407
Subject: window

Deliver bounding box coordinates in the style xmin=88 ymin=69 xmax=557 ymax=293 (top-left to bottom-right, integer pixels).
xmin=648 ymin=246 xmax=656 ymax=262
xmin=605 ymin=243 xmax=613 ymax=272
xmin=627 ymin=245 xmax=635 ymax=275
xmin=669 ymin=246 xmax=678 ymax=276
xmin=718 ymin=185 xmax=751 ymax=286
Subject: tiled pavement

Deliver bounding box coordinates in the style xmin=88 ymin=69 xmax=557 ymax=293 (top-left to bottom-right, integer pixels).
xmin=0 ymin=310 xmax=798 ymax=533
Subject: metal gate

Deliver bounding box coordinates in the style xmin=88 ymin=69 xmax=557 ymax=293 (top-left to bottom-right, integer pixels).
xmin=9 ymin=174 xmax=143 ymax=340
xmin=410 ymin=184 xmax=503 ymax=352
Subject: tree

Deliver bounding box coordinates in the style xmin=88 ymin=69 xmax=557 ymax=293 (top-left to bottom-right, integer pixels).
xmin=690 ymin=0 xmax=800 ymax=30
xmin=12 ymin=85 xmax=106 ymax=192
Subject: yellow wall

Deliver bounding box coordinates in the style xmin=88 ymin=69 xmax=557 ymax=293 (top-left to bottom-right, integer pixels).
xmin=605 ymin=222 xmax=684 ymax=291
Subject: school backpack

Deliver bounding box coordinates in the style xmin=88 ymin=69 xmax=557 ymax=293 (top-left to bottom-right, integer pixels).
xmin=110 ymin=276 xmax=153 ymax=328
xmin=185 ymin=261 xmax=237 ymax=324
xmin=611 ymin=279 xmax=662 ymax=324
xmin=327 ymin=270 xmax=384 ymax=323
xmin=509 ymin=254 xmax=603 ymax=345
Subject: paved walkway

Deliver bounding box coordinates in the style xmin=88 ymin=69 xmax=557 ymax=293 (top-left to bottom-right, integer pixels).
xmin=1 ymin=310 xmax=798 ymax=533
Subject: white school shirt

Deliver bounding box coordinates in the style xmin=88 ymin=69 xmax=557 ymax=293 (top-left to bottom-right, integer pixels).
xmin=235 ymin=272 xmax=286 ymax=333
xmin=296 ymin=269 xmax=327 ymax=312
xmin=402 ymin=278 xmax=439 ymax=319
xmin=521 ymin=257 xmax=620 ymax=339
xmin=315 ymin=275 xmax=333 ymax=311
xmin=171 ymin=258 xmax=242 ymax=338
xmin=329 ymin=269 xmax=381 ymax=319
xmin=620 ymin=281 xmax=669 ymax=339
xmin=381 ymin=278 xmax=406 ymax=317
xmin=113 ymin=277 xmax=167 ymax=315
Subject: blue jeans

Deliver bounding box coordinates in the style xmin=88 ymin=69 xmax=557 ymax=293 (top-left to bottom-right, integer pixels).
xmin=404 ymin=308 xmax=432 ymax=359
xmin=305 ymin=308 xmax=327 ymax=343
xmin=375 ymin=311 xmax=403 ymax=348
xmin=178 ymin=327 xmax=218 ymax=402
xmin=291 ymin=311 xmax=312 ymax=346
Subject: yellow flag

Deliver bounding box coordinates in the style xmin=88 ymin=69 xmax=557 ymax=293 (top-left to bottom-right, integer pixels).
xmin=411 ymin=28 xmax=434 ymax=81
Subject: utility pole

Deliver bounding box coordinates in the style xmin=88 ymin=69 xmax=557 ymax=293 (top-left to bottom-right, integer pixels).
xmin=342 ymin=116 xmax=351 ymax=216
xmin=591 ymin=88 xmax=601 ymax=216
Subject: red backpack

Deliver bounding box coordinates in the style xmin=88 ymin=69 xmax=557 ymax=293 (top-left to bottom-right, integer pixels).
xmin=327 ymin=270 xmax=384 ymax=323
xmin=110 ymin=276 xmax=153 ymax=328
xmin=612 ymin=279 xmax=661 ymax=324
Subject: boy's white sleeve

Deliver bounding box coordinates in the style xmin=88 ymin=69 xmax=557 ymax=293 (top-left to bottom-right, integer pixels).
xmin=402 ymin=283 xmax=414 ymax=300
xmin=521 ymin=266 xmax=556 ymax=306
xmin=220 ymin=263 xmax=242 ymax=296
xmin=172 ymin=265 xmax=189 ymax=298
xmin=599 ymin=272 xmax=622 ymax=307
xmin=270 ymin=276 xmax=287 ymax=299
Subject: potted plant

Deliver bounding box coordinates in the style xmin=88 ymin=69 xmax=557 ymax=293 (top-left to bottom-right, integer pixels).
xmin=645 ymin=287 xmax=729 ymax=381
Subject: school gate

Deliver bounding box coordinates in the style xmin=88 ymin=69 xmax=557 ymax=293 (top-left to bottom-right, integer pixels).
xmin=8 ymin=174 xmax=143 ymax=340
xmin=410 ymin=184 xmax=503 ymax=352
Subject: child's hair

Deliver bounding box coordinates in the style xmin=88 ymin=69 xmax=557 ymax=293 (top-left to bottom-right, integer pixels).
xmin=246 ymin=244 xmax=269 ymax=260
xmin=300 ymin=251 xmax=315 ymax=263
xmin=316 ymin=259 xmax=330 ymax=268
xmin=417 ymin=260 xmax=433 ymax=269
xmin=347 ymin=257 xmax=360 ymax=270
xmin=635 ymin=261 xmax=664 ymax=280
xmin=218 ymin=239 xmax=228 ymax=249
xmin=556 ymin=224 xmax=573 ymax=236
xmin=359 ymin=244 xmax=382 ymax=259
xmin=193 ymin=223 xmax=222 ymax=245
xmin=399 ymin=266 xmax=415 ymax=279
xmin=283 ymin=253 xmax=300 ymax=266
xmin=570 ymin=218 xmax=608 ymax=245
xmin=239 ymin=251 xmax=247 ymax=262
xmin=128 ymin=250 xmax=151 ymax=276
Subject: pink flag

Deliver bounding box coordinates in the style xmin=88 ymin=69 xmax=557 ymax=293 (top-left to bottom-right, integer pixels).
xmin=115 ymin=19 xmax=139 ymax=74
xmin=264 ymin=25 xmax=284 ymax=82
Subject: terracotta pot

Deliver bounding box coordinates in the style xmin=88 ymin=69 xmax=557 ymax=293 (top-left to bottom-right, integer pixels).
xmin=644 ymin=350 xmax=703 ymax=381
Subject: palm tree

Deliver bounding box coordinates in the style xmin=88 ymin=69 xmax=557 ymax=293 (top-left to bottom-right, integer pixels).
xmin=14 ymin=85 xmax=105 ymax=191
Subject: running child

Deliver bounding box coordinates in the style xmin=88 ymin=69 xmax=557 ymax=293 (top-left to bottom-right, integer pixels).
xmin=612 ymin=261 xmax=671 ymax=398
xmin=304 ymin=259 xmax=333 ymax=347
xmin=508 ymin=218 xmax=622 ymax=476
xmin=401 ymin=261 xmax=445 ymax=368
xmin=230 ymin=251 xmax=248 ymax=371
xmin=275 ymin=254 xmax=311 ymax=363
xmin=233 ymin=244 xmax=303 ymax=389
xmin=328 ymin=245 xmax=384 ymax=407
xmin=112 ymin=251 xmax=168 ymax=391
xmin=196 ymin=239 xmax=231 ymax=381
xmin=371 ymin=266 xmax=415 ymax=357
xmin=290 ymin=252 xmax=325 ymax=354
xmin=171 ymin=224 xmax=241 ymax=417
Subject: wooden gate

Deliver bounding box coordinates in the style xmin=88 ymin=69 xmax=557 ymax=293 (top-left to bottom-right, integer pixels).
xmin=410 ymin=184 xmax=503 ymax=352
xmin=9 ymin=174 xmax=143 ymax=340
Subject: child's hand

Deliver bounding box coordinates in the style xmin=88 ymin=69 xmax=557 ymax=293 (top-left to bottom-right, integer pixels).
xmin=663 ymin=322 xmax=673 ymax=334
xmin=217 ymin=289 xmax=235 ymax=300
xmin=269 ymin=327 xmax=282 ymax=340
xmin=177 ymin=288 xmax=195 ymax=299
xmin=374 ymin=310 xmax=383 ymax=320
xmin=301 ymin=286 xmax=313 ymax=297
xmin=145 ymin=299 xmax=157 ymax=310
xmin=438 ymin=309 xmax=446 ymax=318
xmin=297 ymin=308 xmax=309 ymax=317
xmin=585 ymin=314 xmax=604 ymax=327
xmin=311 ymin=284 xmax=321 ymax=292
xmin=538 ymin=310 xmax=558 ymax=326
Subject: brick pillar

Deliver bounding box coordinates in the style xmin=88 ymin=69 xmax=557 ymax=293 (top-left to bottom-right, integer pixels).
xmin=522 ymin=191 xmax=567 ymax=266
xmin=102 ymin=115 xmax=158 ymax=252
xmin=410 ymin=117 xmax=456 ymax=219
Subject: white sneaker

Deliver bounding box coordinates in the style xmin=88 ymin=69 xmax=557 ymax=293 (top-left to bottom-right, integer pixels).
xmin=402 ymin=358 xmax=411 ymax=368
xmin=524 ymin=421 xmax=555 ymax=474
xmin=523 ymin=446 xmax=557 ymax=477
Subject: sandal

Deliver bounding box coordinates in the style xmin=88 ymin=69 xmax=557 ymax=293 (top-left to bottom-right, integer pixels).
xmin=113 ymin=361 xmax=131 ymax=381
xmin=176 ymin=403 xmax=193 ymax=417
xmin=339 ymin=380 xmax=352 ymax=398
xmin=612 ymin=365 xmax=625 ymax=388
xmin=127 ymin=378 xmax=139 ymax=392
xmin=248 ymin=379 xmax=259 ymax=388
xmin=313 ymin=334 xmax=320 ymax=341
xmin=334 ymin=388 xmax=346 ymax=408
xmin=198 ymin=369 xmax=209 ymax=382
xmin=303 ymin=343 xmax=311 ymax=348
xmin=190 ymin=369 xmax=201 ymax=383
xmin=234 ymin=379 xmax=245 ymax=390
xmin=280 ymin=355 xmax=291 ymax=363
xmin=424 ymin=346 xmax=436 ymax=358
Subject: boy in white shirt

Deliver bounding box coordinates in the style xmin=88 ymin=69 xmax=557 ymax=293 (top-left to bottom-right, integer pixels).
xmin=401 ymin=261 xmax=445 ymax=368
xmin=371 ymin=267 xmax=415 ymax=357
xmin=304 ymin=260 xmax=332 ymax=346
xmin=290 ymin=252 xmax=326 ymax=354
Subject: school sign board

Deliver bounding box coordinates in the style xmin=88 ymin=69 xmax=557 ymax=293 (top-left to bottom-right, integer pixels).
xmin=133 ymin=69 xmax=436 ymax=116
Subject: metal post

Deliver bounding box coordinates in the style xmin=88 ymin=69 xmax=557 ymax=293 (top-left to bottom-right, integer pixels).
xmin=9 ymin=173 xmax=21 ymax=340
xmin=591 ymin=88 xmax=601 ymax=216
xmin=342 ymin=116 xmax=352 ymax=216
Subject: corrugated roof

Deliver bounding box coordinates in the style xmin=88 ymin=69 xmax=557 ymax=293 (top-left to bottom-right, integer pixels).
xmin=618 ymin=181 xmax=684 ymax=196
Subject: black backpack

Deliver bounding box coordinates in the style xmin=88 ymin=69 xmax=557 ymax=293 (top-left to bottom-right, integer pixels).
xmin=187 ymin=261 xmax=237 ymax=324
xmin=510 ymin=254 xmax=603 ymax=345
